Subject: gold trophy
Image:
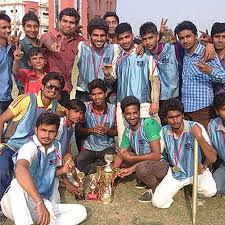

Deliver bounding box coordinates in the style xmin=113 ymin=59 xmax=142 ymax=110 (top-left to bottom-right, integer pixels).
xmin=87 ymin=174 xmax=98 ymax=200
xmin=77 ymin=172 xmax=85 ymax=200
xmin=97 ymin=154 xmax=119 ymax=204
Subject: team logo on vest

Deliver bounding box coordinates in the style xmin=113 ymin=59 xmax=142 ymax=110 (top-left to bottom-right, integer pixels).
xmin=137 ymin=61 xmax=144 ymax=67
xmin=103 ymin=57 xmax=110 ymax=63
xmin=49 ymin=159 xmax=57 ymax=166
xmin=185 ymin=142 xmax=192 ymax=151
xmin=162 ymin=57 xmax=169 ymax=64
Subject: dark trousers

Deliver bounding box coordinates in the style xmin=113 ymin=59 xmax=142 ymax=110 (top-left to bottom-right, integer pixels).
xmin=184 ymin=106 xmax=215 ymax=129
xmin=0 ymin=146 xmax=14 ymax=200
xmin=75 ymin=147 xmax=116 ymax=174
xmin=136 ymin=160 xmax=169 ymax=190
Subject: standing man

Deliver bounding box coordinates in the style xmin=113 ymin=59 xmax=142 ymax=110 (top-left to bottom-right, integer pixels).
xmin=14 ymin=12 xmax=40 ymax=95
xmin=0 ymin=72 xmax=64 ymax=210
xmin=76 ymin=17 xmax=119 ymax=102
xmin=75 ymin=79 xmax=117 ymax=174
xmin=0 ymin=13 xmax=14 ymax=115
xmin=174 ymin=21 xmax=225 ymax=128
xmin=113 ymin=96 xmax=168 ymax=203
xmin=104 ymin=23 xmax=160 ymax=143
xmin=152 ymin=98 xmax=217 ymax=208
xmin=1 ymin=113 xmax=87 ymax=225
xmin=41 ymin=8 xmax=84 ymax=105
xmin=211 ymin=22 xmax=225 ymax=94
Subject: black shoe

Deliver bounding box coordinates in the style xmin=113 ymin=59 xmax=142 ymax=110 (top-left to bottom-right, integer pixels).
xmin=135 ymin=180 xmax=146 ymax=189
xmin=138 ymin=189 xmax=152 ymax=203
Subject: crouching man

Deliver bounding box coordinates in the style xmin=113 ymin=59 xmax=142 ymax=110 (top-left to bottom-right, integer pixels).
xmin=1 ymin=113 xmax=87 ymax=225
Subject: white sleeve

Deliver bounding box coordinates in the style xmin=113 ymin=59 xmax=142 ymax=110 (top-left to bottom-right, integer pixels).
xmin=16 ymin=142 xmax=37 ymax=165
xmin=149 ymin=55 xmax=159 ymax=76
xmin=55 ymin=118 xmax=64 ymax=141
xmin=77 ymin=41 xmax=82 ymax=61
xmin=55 ymin=142 xmax=63 ymax=167
xmin=160 ymin=129 xmax=165 ymax=153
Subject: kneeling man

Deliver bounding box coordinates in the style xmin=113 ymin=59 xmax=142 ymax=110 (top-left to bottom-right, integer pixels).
xmin=1 ymin=113 xmax=87 ymax=225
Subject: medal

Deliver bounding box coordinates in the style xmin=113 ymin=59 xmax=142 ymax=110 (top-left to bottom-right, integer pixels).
xmin=104 ymin=64 xmax=113 ymax=74
xmin=172 ymin=166 xmax=180 ymax=173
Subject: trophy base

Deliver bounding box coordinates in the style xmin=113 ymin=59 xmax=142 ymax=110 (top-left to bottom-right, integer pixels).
xmin=101 ymin=194 xmax=113 ymax=204
xmin=87 ymin=192 xmax=98 ymax=200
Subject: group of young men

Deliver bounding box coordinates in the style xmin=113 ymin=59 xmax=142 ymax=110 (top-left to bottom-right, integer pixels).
xmin=0 ymin=6 xmax=225 ymax=225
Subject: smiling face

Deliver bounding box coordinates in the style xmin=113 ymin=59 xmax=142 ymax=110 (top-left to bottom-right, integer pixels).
xmin=23 ymin=20 xmax=39 ymax=40
xmin=90 ymin=29 xmax=107 ymax=50
xmin=123 ymin=105 xmax=140 ymax=127
xmin=0 ymin=19 xmax=11 ymax=41
xmin=42 ymin=79 xmax=62 ymax=101
xmin=59 ymin=15 xmax=77 ymax=36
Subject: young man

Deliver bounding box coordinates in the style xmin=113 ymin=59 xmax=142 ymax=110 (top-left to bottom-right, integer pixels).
xmin=208 ymin=93 xmax=225 ymax=197
xmin=104 ymin=23 xmax=160 ymax=143
xmin=0 ymin=13 xmax=14 ymax=115
xmin=152 ymin=98 xmax=217 ymax=208
xmin=41 ymin=8 xmax=84 ymax=105
xmin=76 ymin=17 xmax=119 ymax=102
xmin=0 ymin=72 xmax=64 ymax=206
xmin=15 ymin=12 xmax=40 ymax=95
xmin=174 ymin=21 xmax=225 ymax=128
xmin=211 ymin=22 xmax=225 ymax=94
xmin=113 ymin=96 xmax=168 ymax=203
xmin=75 ymin=79 xmax=117 ymax=174
xmin=139 ymin=21 xmax=181 ymax=125
xmin=1 ymin=113 xmax=87 ymax=225
xmin=13 ymin=47 xmax=47 ymax=94
xmin=56 ymin=99 xmax=86 ymax=198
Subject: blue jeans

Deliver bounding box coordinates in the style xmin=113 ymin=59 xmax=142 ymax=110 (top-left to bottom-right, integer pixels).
xmin=0 ymin=146 xmax=14 ymax=200
xmin=213 ymin=163 xmax=225 ymax=195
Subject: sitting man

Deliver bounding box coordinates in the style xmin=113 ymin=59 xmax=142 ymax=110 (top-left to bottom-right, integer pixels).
xmin=0 ymin=72 xmax=64 ymax=213
xmin=1 ymin=113 xmax=87 ymax=225
xmin=113 ymin=96 xmax=168 ymax=203
xmin=208 ymin=93 xmax=225 ymax=197
xmin=75 ymin=79 xmax=117 ymax=174
xmin=152 ymin=98 xmax=217 ymax=208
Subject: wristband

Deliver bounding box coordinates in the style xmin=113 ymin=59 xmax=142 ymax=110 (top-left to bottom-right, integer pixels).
xmin=35 ymin=200 xmax=44 ymax=209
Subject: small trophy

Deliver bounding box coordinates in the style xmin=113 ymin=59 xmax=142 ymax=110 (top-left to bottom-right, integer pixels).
xmin=77 ymin=171 xmax=85 ymax=200
xmin=87 ymin=174 xmax=98 ymax=200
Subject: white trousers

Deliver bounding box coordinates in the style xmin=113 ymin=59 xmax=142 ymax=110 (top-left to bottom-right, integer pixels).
xmin=152 ymin=167 xmax=217 ymax=208
xmin=117 ymin=102 xmax=160 ymax=145
xmin=1 ymin=179 xmax=87 ymax=225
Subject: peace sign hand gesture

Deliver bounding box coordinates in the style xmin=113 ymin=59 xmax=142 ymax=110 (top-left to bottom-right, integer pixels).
xmin=159 ymin=18 xmax=169 ymax=36
xmin=13 ymin=43 xmax=24 ymax=61
xmin=8 ymin=28 xmax=22 ymax=46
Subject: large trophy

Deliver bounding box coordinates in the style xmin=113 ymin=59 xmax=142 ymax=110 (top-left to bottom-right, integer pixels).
xmin=96 ymin=154 xmax=119 ymax=204
xmin=77 ymin=171 xmax=85 ymax=200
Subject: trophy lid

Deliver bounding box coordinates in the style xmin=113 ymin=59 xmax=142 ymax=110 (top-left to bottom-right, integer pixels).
xmin=77 ymin=172 xmax=85 ymax=180
xmin=104 ymin=154 xmax=114 ymax=163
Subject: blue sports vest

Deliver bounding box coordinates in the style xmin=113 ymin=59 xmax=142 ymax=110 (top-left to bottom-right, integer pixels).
xmin=116 ymin=51 xmax=150 ymax=103
xmin=5 ymin=94 xmax=58 ymax=151
xmin=152 ymin=43 xmax=179 ymax=100
xmin=162 ymin=121 xmax=202 ymax=180
xmin=209 ymin=117 xmax=225 ymax=163
xmin=77 ymin=42 xmax=115 ymax=92
xmin=82 ymin=102 xmax=116 ymax=151
xmin=57 ymin=117 xmax=74 ymax=157
xmin=124 ymin=118 xmax=150 ymax=155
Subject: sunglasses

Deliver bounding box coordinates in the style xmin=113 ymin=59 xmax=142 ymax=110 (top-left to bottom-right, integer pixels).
xmin=45 ymin=83 xmax=62 ymax=92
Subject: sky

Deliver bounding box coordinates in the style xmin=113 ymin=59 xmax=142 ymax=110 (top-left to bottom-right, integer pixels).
xmin=117 ymin=0 xmax=225 ymax=36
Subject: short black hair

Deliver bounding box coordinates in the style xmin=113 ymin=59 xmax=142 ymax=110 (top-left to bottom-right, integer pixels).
xmin=103 ymin=11 xmax=119 ymax=24
xmin=88 ymin=78 xmax=107 ymax=93
xmin=161 ymin=98 xmax=184 ymax=118
xmin=120 ymin=96 xmax=140 ymax=113
xmin=36 ymin=112 xmax=60 ymax=130
xmin=115 ymin=23 xmax=132 ymax=37
xmin=22 ymin=12 xmax=39 ymax=27
xmin=59 ymin=8 xmax=80 ymax=25
xmin=0 ymin=13 xmax=11 ymax=23
xmin=213 ymin=93 xmax=225 ymax=110
xmin=42 ymin=72 xmax=65 ymax=90
xmin=211 ymin=22 xmax=225 ymax=37
xmin=65 ymin=99 xmax=86 ymax=112
xmin=174 ymin=20 xmax=197 ymax=36
xmin=140 ymin=22 xmax=158 ymax=37
xmin=87 ymin=17 xmax=109 ymax=36
xmin=27 ymin=47 xmax=45 ymax=60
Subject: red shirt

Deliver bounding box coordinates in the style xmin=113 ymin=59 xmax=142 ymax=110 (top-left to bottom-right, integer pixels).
xmin=40 ymin=30 xmax=84 ymax=93
xmin=16 ymin=69 xmax=46 ymax=94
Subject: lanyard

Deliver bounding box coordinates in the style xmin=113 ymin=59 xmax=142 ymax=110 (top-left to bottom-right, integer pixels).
xmin=91 ymin=47 xmax=105 ymax=79
xmin=54 ymin=148 xmax=63 ymax=161
xmin=93 ymin=107 xmax=108 ymax=126
xmin=173 ymin=133 xmax=185 ymax=167
xmin=112 ymin=50 xmax=132 ymax=66
xmin=64 ymin=119 xmax=70 ymax=154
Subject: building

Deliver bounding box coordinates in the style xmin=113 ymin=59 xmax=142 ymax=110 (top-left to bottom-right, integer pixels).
xmin=0 ymin=0 xmax=117 ymax=38
xmin=0 ymin=0 xmax=49 ymax=35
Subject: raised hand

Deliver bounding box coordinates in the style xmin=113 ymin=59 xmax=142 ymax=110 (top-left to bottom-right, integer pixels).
xmin=193 ymin=60 xmax=212 ymax=75
xmin=199 ymin=29 xmax=211 ymax=45
xmin=63 ymin=158 xmax=75 ymax=173
xmin=8 ymin=28 xmax=22 ymax=46
xmin=159 ymin=18 xmax=169 ymax=36
xmin=13 ymin=43 xmax=24 ymax=61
